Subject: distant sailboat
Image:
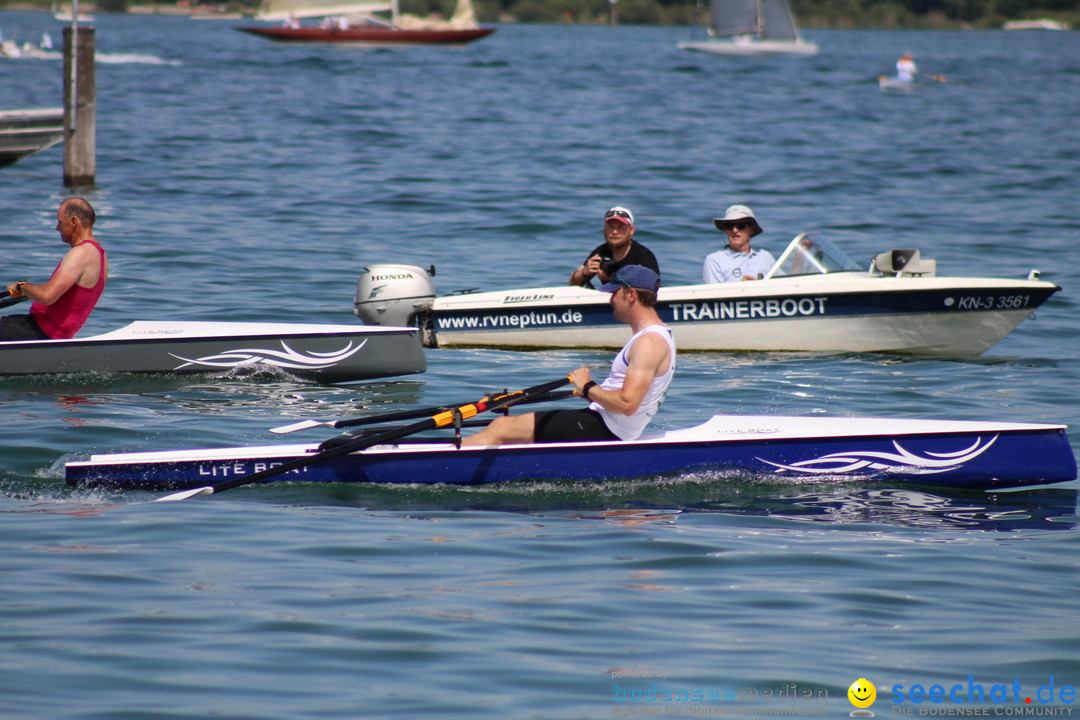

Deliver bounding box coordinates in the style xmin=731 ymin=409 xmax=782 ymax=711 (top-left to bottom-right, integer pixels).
xmin=678 ymin=0 xmax=817 ymax=56
xmin=235 ymin=0 xmax=495 ymax=45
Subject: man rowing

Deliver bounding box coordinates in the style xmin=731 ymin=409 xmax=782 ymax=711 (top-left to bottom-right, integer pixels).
xmin=464 ymin=264 xmax=675 ymax=446
xmin=2 ymin=198 xmax=108 ymax=341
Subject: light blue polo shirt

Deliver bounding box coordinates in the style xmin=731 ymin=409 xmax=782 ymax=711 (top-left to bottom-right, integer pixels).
xmin=703 ymin=246 xmax=777 ymax=284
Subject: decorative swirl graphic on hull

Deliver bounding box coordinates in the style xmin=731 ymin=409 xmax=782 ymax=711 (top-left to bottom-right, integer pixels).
xmin=761 ymin=435 xmax=999 ymax=475
xmin=170 ymin=340 xmax=366 ymax=370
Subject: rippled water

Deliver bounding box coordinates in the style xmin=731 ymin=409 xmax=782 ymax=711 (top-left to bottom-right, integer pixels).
xmin=1 ymin=13 xmax=1079 ymax=718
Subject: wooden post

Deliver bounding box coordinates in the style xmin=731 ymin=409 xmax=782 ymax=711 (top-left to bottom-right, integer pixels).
xmin=62 ymin=25 xmax=95 ymax=187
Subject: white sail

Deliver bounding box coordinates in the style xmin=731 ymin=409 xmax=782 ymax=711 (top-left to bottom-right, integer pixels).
xmin=709 ymin=0 xmax=759 ymax=35
xmin=709 ymin=0 xmax=800 ymax=39
xmin=759 ymin=0 xmax=799 ymax=40
xmin=396 ymin=0 xmax=478 ymax=29
xmin=687 ymin=0 xmax=815 ymax=54
xmin=448 ymin=0 xmax=477 ymax=28
xmin=255 ymin=0 xmax=393 ymax=21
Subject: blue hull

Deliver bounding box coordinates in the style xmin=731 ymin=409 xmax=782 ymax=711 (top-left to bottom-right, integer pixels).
xmin=66 ymin=416 xmax=1077 ymax=492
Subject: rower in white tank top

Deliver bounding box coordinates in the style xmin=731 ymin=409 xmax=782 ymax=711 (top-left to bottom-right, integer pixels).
xmin=591 ymin=324 xmax=676 ymax=440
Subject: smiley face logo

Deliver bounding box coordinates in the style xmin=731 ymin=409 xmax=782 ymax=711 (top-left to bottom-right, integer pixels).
xmin=848 ymin=678 xmax=877 ymax=709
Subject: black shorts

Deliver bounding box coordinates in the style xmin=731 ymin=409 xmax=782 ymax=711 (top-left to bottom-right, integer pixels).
xmin=0 ymin=314 xmax=50 ymax=341
xmin=534 ymin=409 xmax=619 ymax=443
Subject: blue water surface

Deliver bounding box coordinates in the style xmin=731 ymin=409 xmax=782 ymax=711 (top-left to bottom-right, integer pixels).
xmin=1 ymin=14 xmax=1079 ymax=719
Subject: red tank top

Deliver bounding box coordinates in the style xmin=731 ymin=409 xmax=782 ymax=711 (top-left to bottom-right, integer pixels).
xmin=31 ymin=240 xmax=107 ymax=339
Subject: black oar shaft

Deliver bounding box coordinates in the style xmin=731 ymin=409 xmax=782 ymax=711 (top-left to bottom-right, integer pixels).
xmin=328 ymin=389 xmax=575 ymax=431
xmin=0 ymin=294 xmax=30 ymax=310
xmin=209 ymin=413 xmax=445 ymax=494
xmin=160 ymin=376 xmax=573 ymax=500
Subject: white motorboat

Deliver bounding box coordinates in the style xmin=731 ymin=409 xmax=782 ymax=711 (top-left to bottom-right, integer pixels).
xmin=352 ymin=234 xmax=1060 ymax=357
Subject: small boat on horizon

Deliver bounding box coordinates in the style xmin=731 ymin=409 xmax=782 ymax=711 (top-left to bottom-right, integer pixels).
xmin=678 ymin=0 xmax=817 ymax=56
xmin=1002 ymin=19 xmax=1070 ymax=30
xmin=235 ymin=0 xmax=496 ymax=46
xmin=878 ymin=75 xmax=916 ymax=92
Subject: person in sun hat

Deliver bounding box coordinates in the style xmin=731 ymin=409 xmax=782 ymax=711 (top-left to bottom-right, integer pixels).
xmin=466 ymin=264 xmax=675 ymax=446
xmin=703 ymin=204 xmax=775 ymax=283
xmin=569 ymin=206 xmax=660 ymax=289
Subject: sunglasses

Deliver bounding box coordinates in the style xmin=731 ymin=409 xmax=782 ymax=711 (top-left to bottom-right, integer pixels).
xmin=723 ymin=221 xmax=752 ymax=231
xmin=605 ymin=210 xmax=632 ymax=222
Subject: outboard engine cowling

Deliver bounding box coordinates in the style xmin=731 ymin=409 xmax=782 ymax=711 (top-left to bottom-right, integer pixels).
xmin=354 ymin=264 xmax=436 ymax=327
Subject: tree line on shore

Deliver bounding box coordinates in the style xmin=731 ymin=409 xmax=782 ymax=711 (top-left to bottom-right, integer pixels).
xmin=7 ymin=0 xmax=1078 ymax=28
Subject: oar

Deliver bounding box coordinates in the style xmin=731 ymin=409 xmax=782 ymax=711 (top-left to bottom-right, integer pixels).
xmin=0 ymin=291 xmax=29 ymax=310
xmin=269 ymin=389 xmax=576 ymax=435
xmin=318 ymin=418 xmax=493 ymax=449
xmin=156 ymin=376 xmax=573 ymax=502
xmin=917 ymin=72 xmax=976 ymax=87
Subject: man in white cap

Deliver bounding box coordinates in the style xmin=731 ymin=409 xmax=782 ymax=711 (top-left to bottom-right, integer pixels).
xmin=703 ymin=205 xmax=775 ymax=283
xmin=466 ymin=264 xmax=675 ymax=446
xmin=569 ymin=206 xmax=660 ymax=288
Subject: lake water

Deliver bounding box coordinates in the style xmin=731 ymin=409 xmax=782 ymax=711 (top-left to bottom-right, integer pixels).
xmin=2 ymin=13 xmax=1079 ymax=719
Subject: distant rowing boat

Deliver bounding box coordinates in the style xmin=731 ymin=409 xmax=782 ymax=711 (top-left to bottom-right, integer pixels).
xmin=878 ymin=76 xmax=916 ymax=92
xmin=0 ymin=321 xmax=425 ymax=383
xmin=66 ymin=413 xmax=1077 ymax=492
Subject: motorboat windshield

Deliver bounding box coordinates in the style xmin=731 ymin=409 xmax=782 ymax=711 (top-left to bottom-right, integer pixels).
xmin=764 ymin=233 xmax=864 ymax=279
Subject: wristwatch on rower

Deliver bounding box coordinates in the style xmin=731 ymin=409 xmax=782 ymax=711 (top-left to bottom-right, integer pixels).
xmin=581 ymin=380 xmax=597 ymax=400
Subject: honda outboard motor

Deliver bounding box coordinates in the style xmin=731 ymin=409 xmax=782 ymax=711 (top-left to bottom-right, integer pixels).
xmin=354 ymin=264 xmax=437 ymax=344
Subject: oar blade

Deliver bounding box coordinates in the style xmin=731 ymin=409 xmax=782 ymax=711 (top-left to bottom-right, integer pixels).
xmin=269 ymin=419 xmax=327 ymax=435
xmin=155 ymin=486 xmax=215 ymax=502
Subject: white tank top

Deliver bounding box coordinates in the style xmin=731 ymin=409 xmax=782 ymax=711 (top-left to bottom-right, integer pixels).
xmin=591 ymin=324 xmax=676 ymax=440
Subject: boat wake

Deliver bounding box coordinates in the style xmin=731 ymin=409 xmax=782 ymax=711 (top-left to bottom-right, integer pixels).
xmin=95 ymin=52 xmax=182 ymax=65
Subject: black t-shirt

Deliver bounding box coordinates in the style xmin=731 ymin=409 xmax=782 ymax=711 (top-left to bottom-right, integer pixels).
xmin=579 ymin=241 xmax=660 ymax=288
